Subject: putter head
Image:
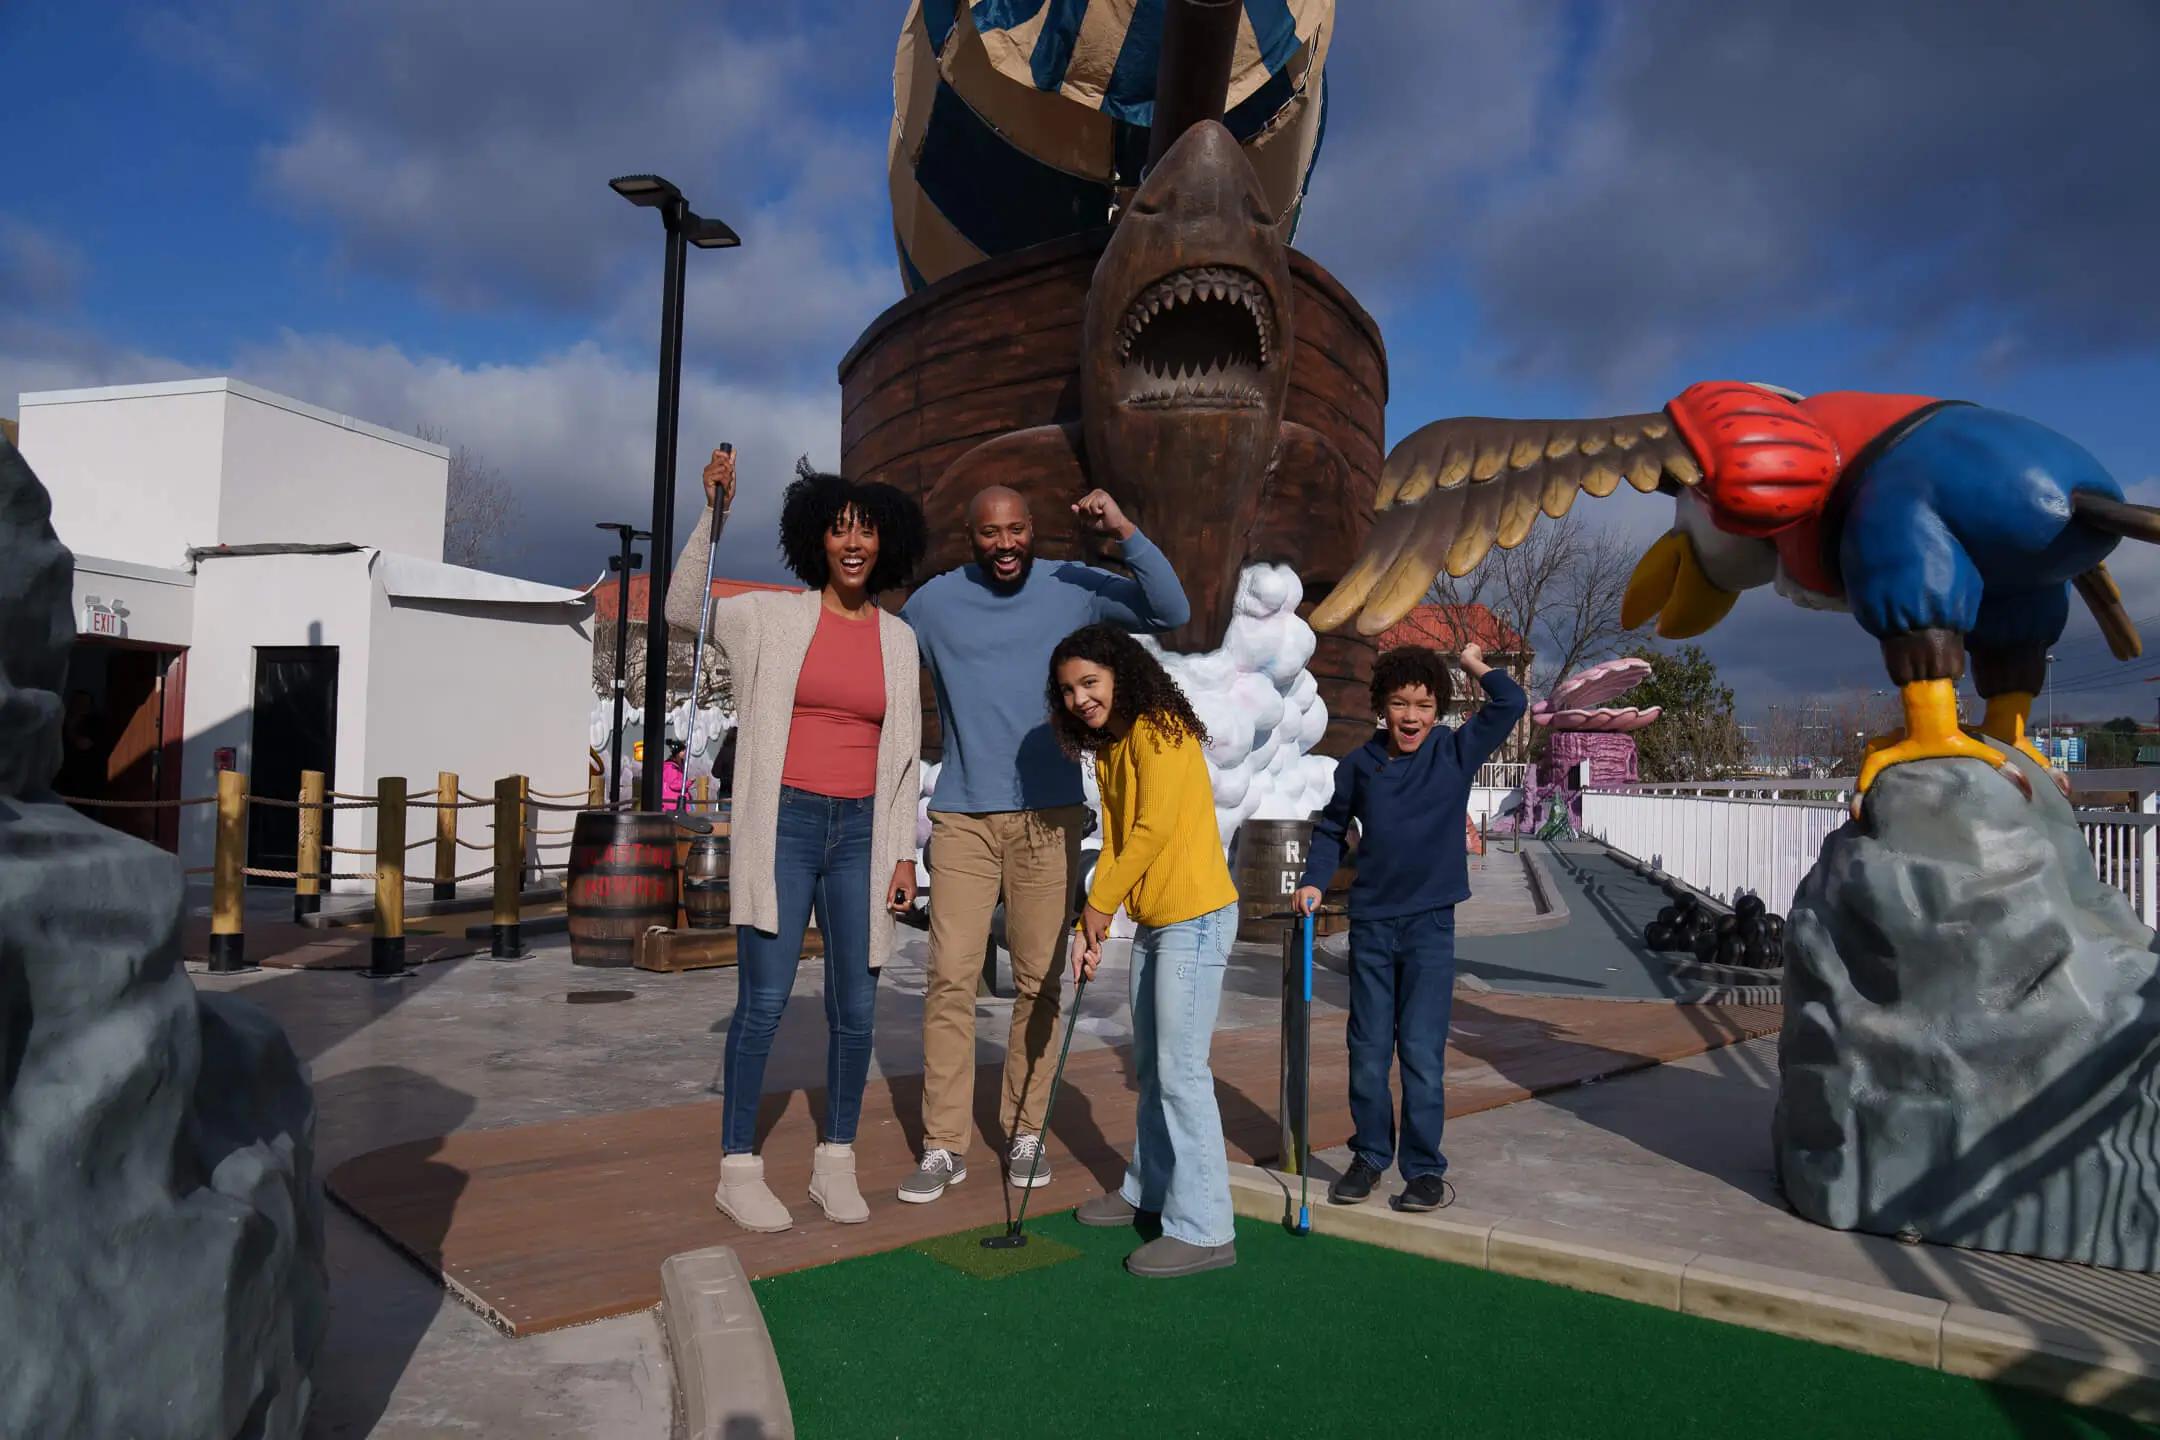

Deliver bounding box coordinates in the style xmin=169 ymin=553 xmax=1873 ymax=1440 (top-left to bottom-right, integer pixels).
xmin=979 ymin=1230 xmax=1028 ymax=1250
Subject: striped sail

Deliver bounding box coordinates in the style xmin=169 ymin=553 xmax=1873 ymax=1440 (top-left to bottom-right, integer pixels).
xmin=890 ymin=0 xmax=1333 ymax=291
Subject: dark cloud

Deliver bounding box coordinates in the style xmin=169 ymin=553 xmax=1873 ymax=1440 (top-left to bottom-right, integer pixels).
xmin=1301 ymin=3 xmax=2160 ymax=386
xmin=1461 ymin=1 xmax=2160 ymax=383
xmin=155 ymin=0 xmax=897 ymax=343
xmin=0 ymin=218 xmax=83 ymax=313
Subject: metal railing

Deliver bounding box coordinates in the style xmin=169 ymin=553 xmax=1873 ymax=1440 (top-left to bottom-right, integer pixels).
xmin=1580 ymin=782 xmax=2160 ymax=927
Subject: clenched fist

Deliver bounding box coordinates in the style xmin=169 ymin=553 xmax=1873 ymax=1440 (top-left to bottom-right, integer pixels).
xmin=1071 ymin=489 xmax=1136 ymax=541
xmin=702 ymin=448 xmax=737 ymax=511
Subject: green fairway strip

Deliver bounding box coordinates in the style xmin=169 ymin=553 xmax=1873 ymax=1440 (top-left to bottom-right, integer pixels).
xmin=753 ymin=1214 xmax=2154 ymax=1440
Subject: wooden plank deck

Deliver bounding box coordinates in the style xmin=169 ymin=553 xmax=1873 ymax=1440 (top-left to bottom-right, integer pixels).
xmin=327 ymin=994 xmax=1780 ymax=1335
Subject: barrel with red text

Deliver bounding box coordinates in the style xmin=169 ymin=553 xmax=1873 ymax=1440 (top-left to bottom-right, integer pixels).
xmin=567 ymin=811 xmax=682 ymax=967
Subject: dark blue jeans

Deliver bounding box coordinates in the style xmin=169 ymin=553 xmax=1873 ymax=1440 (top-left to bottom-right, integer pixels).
xmin=1346 ymin=905 xmax=1457 ymax=1180
xmin=722 ymin=787 xmax=879 ymax=1154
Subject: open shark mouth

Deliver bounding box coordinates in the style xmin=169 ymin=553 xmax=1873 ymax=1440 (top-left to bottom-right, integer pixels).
xmin=1114 ymin=265 xmax=1275 ymax=410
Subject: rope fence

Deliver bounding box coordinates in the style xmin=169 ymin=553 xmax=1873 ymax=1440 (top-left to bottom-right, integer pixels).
xmin=62 ymin=765 xmax=724 ymax=978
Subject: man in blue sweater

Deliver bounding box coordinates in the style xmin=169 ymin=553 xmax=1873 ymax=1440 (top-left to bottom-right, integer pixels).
xmin=1296 ymin=643 xmax=1527 ymax=1212
xmin=899 ymin=485 xmax=1190 ymax=1203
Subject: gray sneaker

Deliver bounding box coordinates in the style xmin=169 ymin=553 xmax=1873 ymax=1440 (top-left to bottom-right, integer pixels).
xmin=1006 ymin=1133 xmax=1053 ymax=1190
xmin=1075 ymin=1193 xmax=1149 ymax=1228
xmin=1125 ymin=1235 xmax=1237 ymax=1278
xmin=898 ymin=1147 xmax=966 ymax=1204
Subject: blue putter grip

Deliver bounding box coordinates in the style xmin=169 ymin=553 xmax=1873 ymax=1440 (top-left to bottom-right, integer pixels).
xmin=1301 ymin=910 xmax=1314 ymax=1003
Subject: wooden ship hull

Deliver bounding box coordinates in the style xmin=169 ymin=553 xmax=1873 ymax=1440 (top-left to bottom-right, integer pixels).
xmin=839 ymin=228 xmax=1388 ymax=760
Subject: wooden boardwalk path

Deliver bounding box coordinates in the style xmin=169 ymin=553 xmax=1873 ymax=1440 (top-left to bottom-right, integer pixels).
xmin=328 ymin=992 xmax=1780 ymax=1335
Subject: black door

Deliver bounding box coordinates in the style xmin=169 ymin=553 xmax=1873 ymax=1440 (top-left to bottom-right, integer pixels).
xmin=247 ymin=646 xmax=339 ymax=886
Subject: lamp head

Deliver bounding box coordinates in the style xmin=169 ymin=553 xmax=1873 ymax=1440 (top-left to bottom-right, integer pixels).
xmin=609 ymin=174 xmax=681 ymax=208
xmin=686 ymin=213 xmax=741 ymax=250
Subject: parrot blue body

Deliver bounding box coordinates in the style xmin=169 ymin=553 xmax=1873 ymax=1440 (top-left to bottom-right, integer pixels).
xmin=1837 ymin=406 xmax=2124 ymax=655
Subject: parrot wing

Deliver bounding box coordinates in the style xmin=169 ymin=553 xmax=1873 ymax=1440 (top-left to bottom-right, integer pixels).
xmin=1308 ymin=412 xmax=1702 ymax=636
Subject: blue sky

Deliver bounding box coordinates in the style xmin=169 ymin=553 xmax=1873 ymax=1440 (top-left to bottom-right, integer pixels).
xmin=8 ymin=1 xmax=2160 ymax=722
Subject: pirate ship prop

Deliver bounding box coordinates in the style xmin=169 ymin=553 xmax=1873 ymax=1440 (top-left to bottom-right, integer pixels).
xmin=846 ymin=0 xmax=1383 ymax=761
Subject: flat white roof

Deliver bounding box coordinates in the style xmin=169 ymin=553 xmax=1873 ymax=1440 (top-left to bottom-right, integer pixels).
xmin=71 ymin=553 xmax=195 ymax=588
xmin=17 ymin=377 xmax=450 ymax=460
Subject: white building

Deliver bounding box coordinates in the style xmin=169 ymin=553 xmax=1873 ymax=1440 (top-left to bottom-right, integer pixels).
xmin=19 ymin=378 xmax=596 ymax=891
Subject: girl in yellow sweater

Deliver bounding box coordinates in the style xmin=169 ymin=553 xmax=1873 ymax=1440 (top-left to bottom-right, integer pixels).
xmin=1050 ymin=623 xmax=1240 ymax=1278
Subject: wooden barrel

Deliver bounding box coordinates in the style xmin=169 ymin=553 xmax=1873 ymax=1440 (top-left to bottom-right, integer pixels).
xmin=1231 ymin=819 xmax=1354 ymax=945
xmin=566 ymin=811 xmax=680 ymax=967
xmin=682 ymin=833 xmax=731 ymax=931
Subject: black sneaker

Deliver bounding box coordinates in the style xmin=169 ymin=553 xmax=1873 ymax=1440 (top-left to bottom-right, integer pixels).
xmin=1328 ymin=1156 xmax=1383 ymax=1206
xmin=1391 ymin=1174 xmax=1455 ymax=1213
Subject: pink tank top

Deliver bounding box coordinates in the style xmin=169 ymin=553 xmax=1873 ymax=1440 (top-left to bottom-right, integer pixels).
xmin=781 ymin=607 xmax=887 ymax=799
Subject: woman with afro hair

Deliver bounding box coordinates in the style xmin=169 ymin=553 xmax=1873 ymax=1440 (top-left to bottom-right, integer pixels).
xmin=664 ymin=448 xmax=928 ymax=1234
xmin=1048 ymin=623 xmax=1241 ymax=1278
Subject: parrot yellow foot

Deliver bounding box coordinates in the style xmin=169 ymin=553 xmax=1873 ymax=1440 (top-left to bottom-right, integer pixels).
xmin=1976 ymin=691 xmax=2073 ymax=798
xmin=1852 ymin=679 xmax=2031 ymax=817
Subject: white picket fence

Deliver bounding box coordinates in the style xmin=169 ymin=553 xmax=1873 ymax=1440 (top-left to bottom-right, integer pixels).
xmin=1580 ymin=780 xmax=2160 ymax=927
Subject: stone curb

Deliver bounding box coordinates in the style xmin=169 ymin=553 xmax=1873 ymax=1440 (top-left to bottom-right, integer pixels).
xmin=1510 ymin=845 xmax=1572 ymax=933
xmin=659 ymin=1246 xmax=795 ymax=1440
xmin=1226 ymin=1165 xmax=2160 ymax=1421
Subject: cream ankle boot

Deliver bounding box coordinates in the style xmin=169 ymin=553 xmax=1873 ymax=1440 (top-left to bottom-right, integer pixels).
xmin=714 ymin=1153 xmax=793 ymax=1233
xmin=809 ymin=1142 xmax=870 ymax=1224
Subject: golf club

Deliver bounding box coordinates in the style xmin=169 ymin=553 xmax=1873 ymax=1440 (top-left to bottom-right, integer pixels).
xmin=981 ymin=970 xmax=1091 ymax=1250
xmin=675 ymin=442 xmax=730 ymax=827
xmin=1293 ymin=906 xmax=1314 ymax=1236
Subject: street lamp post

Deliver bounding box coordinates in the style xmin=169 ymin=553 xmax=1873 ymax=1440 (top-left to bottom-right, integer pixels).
xmin=610 ymin=173 xmax=740 ymax=812
xmin=595 ymin=522 xmax=648 ymax=805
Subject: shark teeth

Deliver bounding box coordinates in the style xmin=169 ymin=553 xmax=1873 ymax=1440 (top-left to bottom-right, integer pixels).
xmin=1115 ymin=265 xmax=1275 ymax=366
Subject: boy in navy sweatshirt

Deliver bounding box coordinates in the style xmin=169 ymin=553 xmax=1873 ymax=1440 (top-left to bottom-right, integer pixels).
xmin=1295 ymin=642 xmax=1527 ymax=1212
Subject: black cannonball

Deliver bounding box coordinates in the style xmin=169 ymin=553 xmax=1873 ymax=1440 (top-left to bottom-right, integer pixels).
xmin=1692 ymin=927 xmax=1720 ymax=960
xmin=1744 ymin=937 xmax=1777 ymax=969
xmin=1716 ymin=914 xmax=1740 ymax=939
xmin=1717 ymin=934 xmax=1747 ymax=967
xmin=1657 ymin=904 xmax=1685 ymax=928
xmin=1736 ymin=892 xmax=1767 ymax=919
xmin=1644 ymin=922 xmax=1675 ymax=950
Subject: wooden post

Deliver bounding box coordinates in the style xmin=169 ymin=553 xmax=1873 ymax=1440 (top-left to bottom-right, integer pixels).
xmin=492 ymin=775 xmax=523 ymax=958
xmin=372 ymin=775 xmax=407 ymax=979
xmin=588 ymin=768 xmax=604 ymax=808
xmin=208 ymin=769 xmax=249 ymax=973
xmin=293 ymin=768 xmax=325 ymax=923
xmin=434 ymin=770 xmax=458 ymax=902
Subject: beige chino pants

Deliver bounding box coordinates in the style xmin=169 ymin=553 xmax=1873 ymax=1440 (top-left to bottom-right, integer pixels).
xmin=920 ymin=806 xmax=1086 ymax=1155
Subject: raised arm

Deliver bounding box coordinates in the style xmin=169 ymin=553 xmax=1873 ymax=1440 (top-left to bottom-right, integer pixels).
xmin=664 ymin=448 xmax=738 ymax=634
xmin=1071 ymin=489 xmax=1191 ymax=632
xmin=1447 ymin=644 xmax=1529 ymax=773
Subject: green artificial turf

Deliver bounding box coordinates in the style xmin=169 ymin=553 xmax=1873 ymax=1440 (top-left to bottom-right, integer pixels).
xmin=753 ymin=1213 xmax=2156 ymax=1440
xmin=910 ymin=1221 xmax=1083 ymax=1279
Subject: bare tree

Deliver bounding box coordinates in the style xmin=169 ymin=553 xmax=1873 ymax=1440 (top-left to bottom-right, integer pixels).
xmin=414 ymin=421 xmax=519 ymax=569
xmin=1423 ymin=510 xmax=1638 ymax=763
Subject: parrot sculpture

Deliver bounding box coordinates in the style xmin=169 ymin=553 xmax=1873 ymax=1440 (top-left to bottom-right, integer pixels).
xmin=1310 ymin=384 xmax=2153 ymax=805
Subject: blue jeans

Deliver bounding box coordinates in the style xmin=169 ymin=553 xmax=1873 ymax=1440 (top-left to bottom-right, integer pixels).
xmin=1347 ymin=905 xmax=1457 ymax=1180
xmin=1119 ymin=902 xmax=1238 ymax=1248
xmin=722 ymin=787 xmax=879 ymax=1154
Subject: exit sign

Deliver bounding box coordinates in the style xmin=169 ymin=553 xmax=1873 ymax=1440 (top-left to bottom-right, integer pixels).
xmin=81 ymin=595 xmax=129 ymax=638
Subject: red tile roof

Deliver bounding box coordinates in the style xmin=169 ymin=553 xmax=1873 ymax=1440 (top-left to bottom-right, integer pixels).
xmin=1375 ymin=603 xmax=1529 ymax=656
xmin=591 ymin=571 xmax=802 ymax=623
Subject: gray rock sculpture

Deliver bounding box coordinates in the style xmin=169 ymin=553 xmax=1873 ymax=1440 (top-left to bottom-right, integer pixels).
xmin=0 ymin=435 xmax=326 ymax=1437
xmin=1775 ymin=744 xmax=2160 ymax=1269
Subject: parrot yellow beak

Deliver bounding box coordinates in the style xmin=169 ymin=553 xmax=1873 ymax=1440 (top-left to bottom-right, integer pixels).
xmin=1621 ymin=531 xmax=1740 ymax=639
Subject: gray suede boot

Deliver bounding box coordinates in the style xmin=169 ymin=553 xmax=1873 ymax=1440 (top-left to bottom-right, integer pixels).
xmin=714 ymin=1153 xmax=793 ymax=1233
xmin=808 ymin=1142 xmax=870 ymax=1224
